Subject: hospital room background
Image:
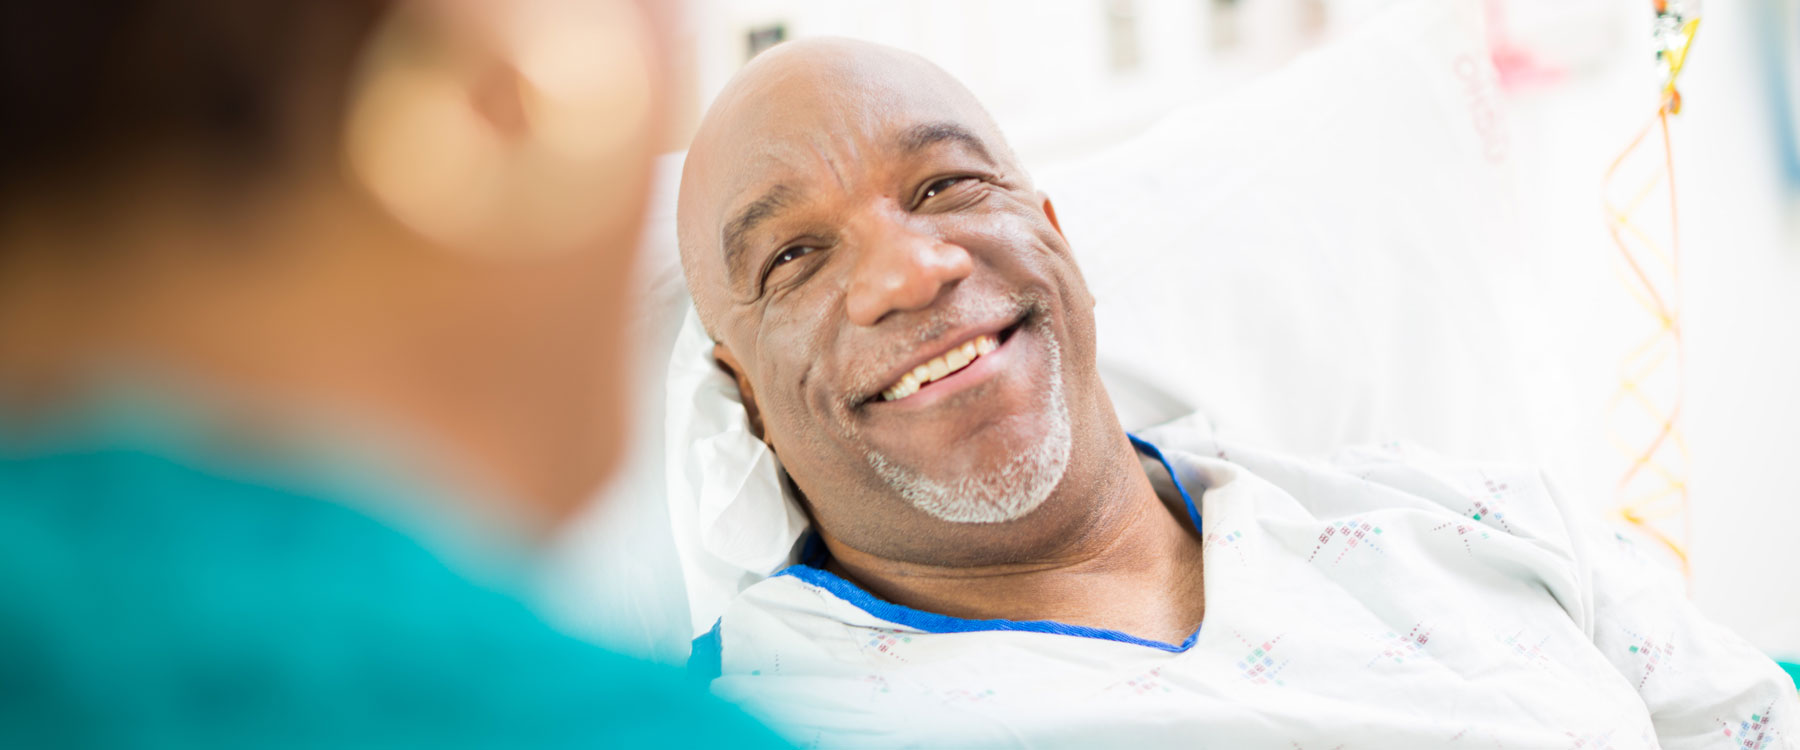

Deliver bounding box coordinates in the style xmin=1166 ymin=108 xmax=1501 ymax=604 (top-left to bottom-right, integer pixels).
xmin=538 ymin=0 xmax=1800 ymax=676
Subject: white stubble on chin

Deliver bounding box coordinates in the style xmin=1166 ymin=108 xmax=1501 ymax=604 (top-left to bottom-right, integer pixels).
xmin=864 ymin=316 xmax=1072 ymax=524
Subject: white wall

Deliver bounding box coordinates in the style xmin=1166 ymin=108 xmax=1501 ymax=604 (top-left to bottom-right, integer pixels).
xmin=681 ymin=0 xmax=1242 ymax=164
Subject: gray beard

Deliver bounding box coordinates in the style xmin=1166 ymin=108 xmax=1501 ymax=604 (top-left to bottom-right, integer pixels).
xmin=864 ymin=317 xmax=1072 ymax=524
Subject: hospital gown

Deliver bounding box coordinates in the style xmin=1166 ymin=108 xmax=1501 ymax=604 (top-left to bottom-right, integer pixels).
xmin=702 ymin=416 xmax=1798 ymax=749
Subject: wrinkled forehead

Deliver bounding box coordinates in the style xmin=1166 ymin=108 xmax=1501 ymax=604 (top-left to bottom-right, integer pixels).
xmin=695 ymin=53 xmax=1004 ymax=214
xmin=679 ymin=41 xmax=1014 ymax=325
xmin=712 ymin=68 xmax=992 ymax=198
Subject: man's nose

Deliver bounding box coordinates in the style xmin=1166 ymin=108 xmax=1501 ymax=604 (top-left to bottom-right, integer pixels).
xmin=843 ymin=212 xmax=974 ymax=327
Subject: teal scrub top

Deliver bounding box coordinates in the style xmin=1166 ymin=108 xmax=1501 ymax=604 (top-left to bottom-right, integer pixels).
xmin=0 ymin=403 xmax=790 ymax=748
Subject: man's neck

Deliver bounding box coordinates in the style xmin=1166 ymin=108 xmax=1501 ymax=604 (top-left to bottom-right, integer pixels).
xmin=823 ymin=438 xmax=1206 ymax=645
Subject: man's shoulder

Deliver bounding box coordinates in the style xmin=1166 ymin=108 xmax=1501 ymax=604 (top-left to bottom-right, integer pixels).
xmin=1139 ymin=416 xmax=1576 ymax=551
xmin=1325 ymin=441 xmax=1575 ymax=549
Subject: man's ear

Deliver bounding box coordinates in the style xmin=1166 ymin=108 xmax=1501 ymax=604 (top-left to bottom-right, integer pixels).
xmin=712 ymin=344 xmax=765 ymax=441
xmin=1039 ymin=193 xmax=1065 ymax=239
xmin=1039 ymin=191 xmax=1096 ymax=310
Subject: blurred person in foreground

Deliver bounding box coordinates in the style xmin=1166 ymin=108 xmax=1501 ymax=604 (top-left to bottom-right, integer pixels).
xmin=0 ymin=1 xmax=786 ymax=745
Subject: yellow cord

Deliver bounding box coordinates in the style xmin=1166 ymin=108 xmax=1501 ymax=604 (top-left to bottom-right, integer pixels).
xmin=1601 ymin=8 xmax=1699 ymax=578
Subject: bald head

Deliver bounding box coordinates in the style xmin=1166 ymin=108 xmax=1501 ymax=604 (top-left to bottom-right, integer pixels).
xmin=678 ymin=38 xmax=1023 ymax=334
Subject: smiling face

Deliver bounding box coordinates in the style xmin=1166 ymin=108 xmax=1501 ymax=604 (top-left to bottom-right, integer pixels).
xmin=679 ymin=39 xmax=1124 ymax=565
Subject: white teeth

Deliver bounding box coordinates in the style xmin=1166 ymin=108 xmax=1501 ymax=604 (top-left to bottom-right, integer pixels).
xmin=943 ymin=347 xmax=971 ymax=373
xmin=879 ymin=334 xmax=1002 ymax=402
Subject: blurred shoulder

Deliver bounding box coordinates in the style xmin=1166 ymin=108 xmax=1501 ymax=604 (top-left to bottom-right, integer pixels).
xmin=0 ymin=447 xmax=789 ymax=747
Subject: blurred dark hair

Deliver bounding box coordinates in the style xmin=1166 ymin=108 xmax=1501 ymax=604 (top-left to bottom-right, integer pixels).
xmin=0 ymin=1 xmax=389 ymax=205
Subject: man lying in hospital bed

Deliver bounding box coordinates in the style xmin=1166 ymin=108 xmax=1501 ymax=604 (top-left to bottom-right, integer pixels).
xmin=666 ymin=10 xmax=1799 ymax=750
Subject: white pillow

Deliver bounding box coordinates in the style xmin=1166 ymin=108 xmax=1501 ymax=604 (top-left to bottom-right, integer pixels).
xmin=1053 ymin=0 xmax=1571 ymax=458
xmin=602 ymin=0 xmax=1571 ymax=645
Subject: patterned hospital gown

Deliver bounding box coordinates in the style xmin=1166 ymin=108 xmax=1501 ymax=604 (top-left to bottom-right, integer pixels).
xmin=703 ymin=415 xmax=1799 ymax=749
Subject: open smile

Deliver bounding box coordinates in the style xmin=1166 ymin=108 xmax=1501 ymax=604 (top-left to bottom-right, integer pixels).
xmin=872 ymin=319 xmax=1024 ymax=404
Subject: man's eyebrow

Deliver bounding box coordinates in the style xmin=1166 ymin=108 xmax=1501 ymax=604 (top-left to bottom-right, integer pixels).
xmin=899 ymin=121 xmax=995 ymax=164
xmin=721 ymin=184 xmax=793 ymax=285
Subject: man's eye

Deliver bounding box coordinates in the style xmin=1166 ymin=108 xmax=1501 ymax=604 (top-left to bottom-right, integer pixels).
xmin=769 ymin=245 xmax=817 ymax=270
xmin=757 ymin=243 xmax=828 ymax=295
xmin=920 ymin=176 xmax=969 ymax=202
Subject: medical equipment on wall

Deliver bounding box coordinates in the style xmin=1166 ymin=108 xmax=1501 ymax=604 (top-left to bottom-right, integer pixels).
xmin=1602 ymin=0 xmax=1699 ymax=578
